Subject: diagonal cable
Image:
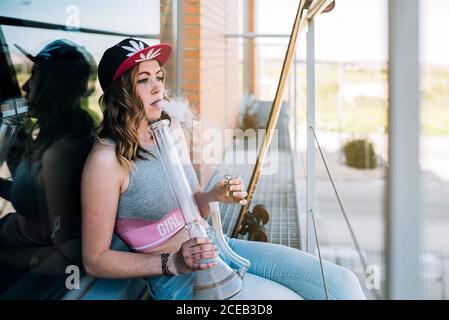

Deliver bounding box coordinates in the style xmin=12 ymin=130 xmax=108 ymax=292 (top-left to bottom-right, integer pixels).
xmin=309 ymin=207 xmax=329 ymax=299
xmin=310 ymin=125 xmax=381 ymax=300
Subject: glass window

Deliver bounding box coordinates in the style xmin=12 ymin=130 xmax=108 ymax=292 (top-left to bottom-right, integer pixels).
xmin=0 ymin=0 xmax=177 ymax=299
xmin=420 ymin=0 xmax=449 ymax=300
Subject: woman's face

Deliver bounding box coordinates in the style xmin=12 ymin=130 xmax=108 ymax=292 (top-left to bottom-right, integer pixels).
xmin=22 ymin=64 xmax=41 ymax=117
xmin=135 ymin=59 xmax=165 ymax=122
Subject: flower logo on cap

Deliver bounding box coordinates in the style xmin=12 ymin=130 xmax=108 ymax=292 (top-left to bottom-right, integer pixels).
xmin=121 ymin=40 xmax=146 ymax=57
xmin=135 ymin=48 xmax=161 ymax=63
xmin=120 ymin=40 xmax=162 ymax=63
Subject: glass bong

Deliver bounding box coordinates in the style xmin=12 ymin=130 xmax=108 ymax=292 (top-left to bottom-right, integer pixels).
xmin=149 ymin=119 xmax=250 ymax=300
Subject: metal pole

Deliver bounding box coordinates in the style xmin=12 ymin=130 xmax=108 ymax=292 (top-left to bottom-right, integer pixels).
xmin=386 ymin=0 xmax=421 ymax=300
xmin=225 ymin=33 xmax=291 ymax=38
xmin=294 ymin=43 xmax=298 ymax=153
xmin=176 ymin=0 xmax=184 ymax=96
xmin=224 ymin=1 xmax=228 ymax=129
xmin=288 ymin=66 xmax=292 ymax=129
xmin=306 ymin=18 xmax=317 ymax=254
xmin=243 ymin=0 xmax=250 ymax=102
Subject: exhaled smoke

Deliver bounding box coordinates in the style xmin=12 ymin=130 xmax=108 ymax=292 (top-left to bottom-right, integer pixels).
xmin=161 ymin=97 xmax=197 ymax=127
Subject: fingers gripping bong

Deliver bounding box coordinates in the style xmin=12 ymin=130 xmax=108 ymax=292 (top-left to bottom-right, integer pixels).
xmin=174 ymin=237 xmax=218 ymax=273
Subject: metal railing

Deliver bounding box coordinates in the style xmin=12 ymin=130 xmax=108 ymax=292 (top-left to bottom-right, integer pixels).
xmin=0 ymin=16 xmax=159 ymax=39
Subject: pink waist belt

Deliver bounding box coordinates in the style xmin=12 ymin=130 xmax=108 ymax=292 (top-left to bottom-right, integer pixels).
xmin=115 ymin=208 xmax=185 ymax=252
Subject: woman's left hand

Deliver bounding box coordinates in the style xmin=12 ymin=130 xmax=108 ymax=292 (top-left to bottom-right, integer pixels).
xmin=211 ymin=176 xmax=248 ymax=206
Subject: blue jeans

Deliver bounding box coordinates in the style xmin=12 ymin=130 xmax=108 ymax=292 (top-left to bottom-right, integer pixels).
xmin=146 ymin=236 xmax=366 ymax=300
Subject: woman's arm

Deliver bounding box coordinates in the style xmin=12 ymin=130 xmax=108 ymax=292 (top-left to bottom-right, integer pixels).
xmin=194 ymin=189 xmax=215 ymax=219
xmin=81 ymin=143 xmax=217 ymax=279
xmin=41 ymin=141 xmax=84 ymax=241
xmin=81 ymin=144 xmax=165 ymax=278
xmin=194 ymin=177 xmax=248 ymax=219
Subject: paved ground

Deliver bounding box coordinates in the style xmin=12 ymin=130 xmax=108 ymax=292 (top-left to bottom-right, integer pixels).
xmin=210 ymin=99 xmax=449 ymax=298
xmin=292 ymin=132 xmax=449 ymax=299
xmin=293 ymin=138 xmax=449 ymax=252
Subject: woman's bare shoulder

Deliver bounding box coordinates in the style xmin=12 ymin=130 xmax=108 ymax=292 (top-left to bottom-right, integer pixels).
xmin=84 ymin=140 xmax=124 ymax=176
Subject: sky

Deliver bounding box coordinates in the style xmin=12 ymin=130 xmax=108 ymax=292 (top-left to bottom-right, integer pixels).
xmin=255 ymin=0 xmax=449 ymax=66
xmin=1 ymin=0 xmax=161 ymax=64
xmin=1 ymin=0 xmax=160 ymax=34
xmin=1 ymin=0 xmax=449 ymax=66
xmin=238 ymin=0 xmax=386 ymax=62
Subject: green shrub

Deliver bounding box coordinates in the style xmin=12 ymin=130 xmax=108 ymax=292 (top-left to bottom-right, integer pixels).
xmin=343 ymin=139 xmax=377 ymax=169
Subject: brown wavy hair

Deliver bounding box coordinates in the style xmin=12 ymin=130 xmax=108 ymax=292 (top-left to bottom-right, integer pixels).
xmin=98 ymin=63 xmax=170 ymax=169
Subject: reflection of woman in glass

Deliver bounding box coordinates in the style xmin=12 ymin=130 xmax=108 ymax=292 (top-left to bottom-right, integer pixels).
xmin=0 ymin=39 xmax=97 ymax=276
xmin=81 ymin=38 xmax=366 ymax=300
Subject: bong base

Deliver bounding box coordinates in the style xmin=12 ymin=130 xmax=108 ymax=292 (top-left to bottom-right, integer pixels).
xmin=193 ymin=270 xmax=243 ymax=300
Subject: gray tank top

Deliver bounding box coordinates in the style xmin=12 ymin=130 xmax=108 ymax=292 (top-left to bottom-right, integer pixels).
xmin=117 ymin=143 xmax=198 ymax=222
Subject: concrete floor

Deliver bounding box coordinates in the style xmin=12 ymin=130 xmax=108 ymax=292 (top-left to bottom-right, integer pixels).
xmin=292 ymin=134 xmax=449 ymax=299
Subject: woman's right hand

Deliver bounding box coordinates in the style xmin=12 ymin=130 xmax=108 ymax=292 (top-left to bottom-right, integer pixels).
xmin=174 ymin=237 xmax=218 ymax=274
